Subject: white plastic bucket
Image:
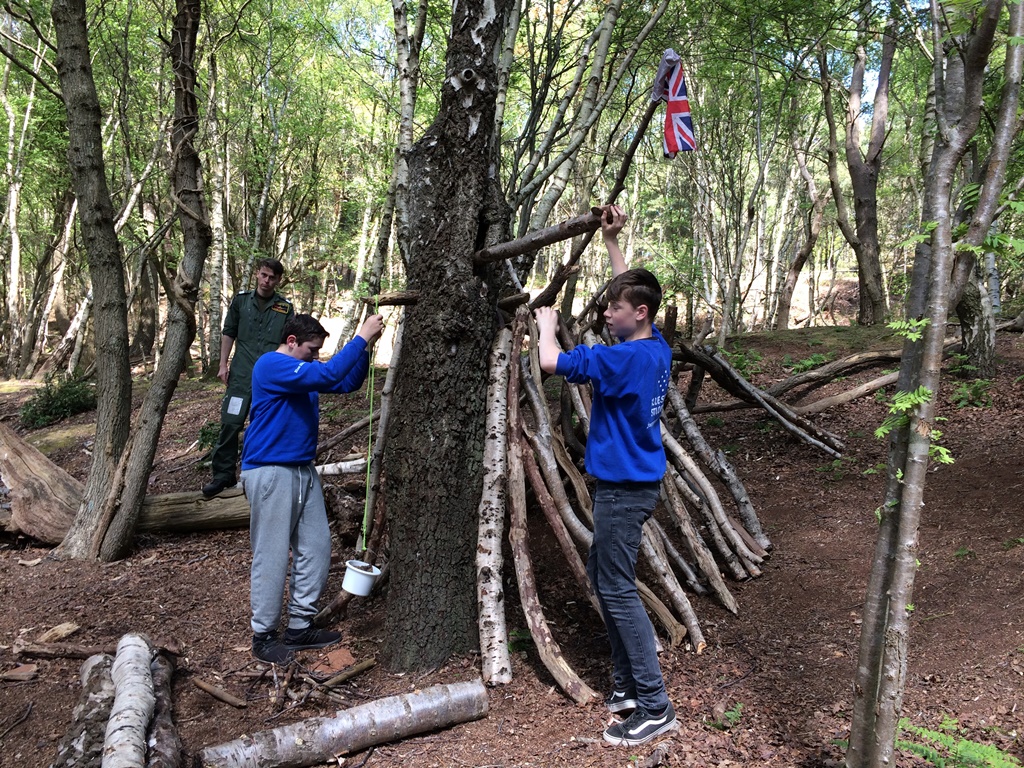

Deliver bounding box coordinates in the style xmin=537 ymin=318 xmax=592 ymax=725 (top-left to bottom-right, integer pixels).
xmin=342 ymin=560 xmax=381 ymax=596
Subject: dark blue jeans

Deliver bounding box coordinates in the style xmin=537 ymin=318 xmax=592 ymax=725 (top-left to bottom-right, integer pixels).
xmin=588 ymin=480 xmax=670 ymax=712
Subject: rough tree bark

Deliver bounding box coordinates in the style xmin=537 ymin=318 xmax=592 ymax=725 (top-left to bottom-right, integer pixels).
xmin=381 ymin=0 xmax=513 ymax=670
xmin=91 ymin=0 xmax=212 ymax=560
xmin=50 ymin=0 xmax=133 ymax=560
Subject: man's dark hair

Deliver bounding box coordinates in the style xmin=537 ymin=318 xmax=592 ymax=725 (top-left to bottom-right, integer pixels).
xmin=257 ymin=258 xmax=285 ymax=276
xmin=282 ymin=314 xmax=329 ymax=345
xmin=606 ymin=267 xmax=662 ymax=320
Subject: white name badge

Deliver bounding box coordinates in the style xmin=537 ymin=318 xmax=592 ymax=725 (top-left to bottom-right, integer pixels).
xmin=227 ymin=396 xmax=244 ymax=416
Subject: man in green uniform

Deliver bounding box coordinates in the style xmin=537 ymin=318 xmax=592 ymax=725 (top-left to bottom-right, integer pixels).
xmin=203 ymin=258 xmax=294 ymax=497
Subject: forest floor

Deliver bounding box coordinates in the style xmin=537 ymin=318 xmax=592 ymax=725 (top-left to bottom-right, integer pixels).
xmin=1 ymin=325 xmax=1023 ymax=768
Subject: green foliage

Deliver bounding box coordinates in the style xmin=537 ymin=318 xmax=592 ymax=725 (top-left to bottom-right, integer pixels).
xmin=897 ymin=220 xmax=939 ymax=250
xmin=889 ymin=317 xmax=931 ymax=343
xmin=706 ymin=416 xmax=726 ymax=428
xmin=953 ymin=546 xmax=976 ymax=560
xmin=712 ymin=702 xmax=744 ymax=730
xmin=951 ymin=380 xmax=993 ymax=408
xmin=897 ymin=715 xmax=1022 ymax=767
xmin=1000 ymin=537 xmax=1024 ymax=551
xmin=721 ymin=346 xmax=763 ymax=378
xmin=508 ymin=628 xmax=533 ymax=653
xmin=947 ymin=353 xmax=978 ymax=378
xmin=862 ymin=462 xmax=886 ymax=476
xmin=816 ymin=458 xmax=852 ymax=481
xmin=875 ymin=386 xmax=935 ymax=439
xmin=197 ymin=421 xmax=221 ymax=452
xmin=19 ymin=374 xmax=97 ymax=428
xmin=782 ymin=352 xmax=833 ymax=373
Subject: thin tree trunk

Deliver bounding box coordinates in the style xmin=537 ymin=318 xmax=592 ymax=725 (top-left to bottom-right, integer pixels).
xmin=51 ymin=0 xmax=133 ymax=560
xmin=96 ymin=0 xmax=212 ymax=560
xmin=846 ymin=1 xmax=1010 ymax=762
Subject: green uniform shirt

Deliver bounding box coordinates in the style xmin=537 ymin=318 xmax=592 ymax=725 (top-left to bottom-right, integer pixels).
xmin=222 ymin=290 xmax=294 ymax=380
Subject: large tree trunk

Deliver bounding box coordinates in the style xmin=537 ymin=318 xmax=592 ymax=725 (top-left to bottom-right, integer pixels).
xmin=381 ymin=0 xmax=512 ymax=671
xmin=96 ymin=0 xmax=212 ymax=560
xmin=955 ymin=266 xmax=997 ymax=377
xmin=51 ymin=0 xmax=133 ymax=560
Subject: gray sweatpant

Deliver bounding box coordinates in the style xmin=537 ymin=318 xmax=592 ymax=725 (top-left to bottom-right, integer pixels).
xmin=241 ymin=463 xmax=331 ymax=635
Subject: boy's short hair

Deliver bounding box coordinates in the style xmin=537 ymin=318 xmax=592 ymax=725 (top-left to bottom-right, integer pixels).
xmin=282 ymin=314 xmax=329 ymax=345
xmin=257 ymin=258 xmax=285 ymax=276
xmin=606 ymin=268 xmax=662 ymax=320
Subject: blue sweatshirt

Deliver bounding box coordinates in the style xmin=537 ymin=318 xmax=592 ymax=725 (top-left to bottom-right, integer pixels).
xmin=241 ymin=337 xmax=369 ymax=470
xmin=555 ymin=327 xmax=672 ymax=483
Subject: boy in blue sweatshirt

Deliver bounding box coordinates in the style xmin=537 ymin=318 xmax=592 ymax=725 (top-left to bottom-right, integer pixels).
xmin=535 ymin=205 xmax=676 ymax=746
xmin=242 ymin=312 xmax=384 ymax=665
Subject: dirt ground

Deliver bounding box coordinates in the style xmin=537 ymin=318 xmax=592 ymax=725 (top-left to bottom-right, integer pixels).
xmin=1 ymin=327 xmax=1023 ymax=768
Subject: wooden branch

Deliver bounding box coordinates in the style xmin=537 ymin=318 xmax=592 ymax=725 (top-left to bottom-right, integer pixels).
xmin=51 ymin=654 xmax=114 ymax=768
xmin=192 ymin=678 xmax=247 ymax=709
xmin=473 ymin=208 xmax=604 ymax=264
xmin=648 ymin=517 xmax=706 ymax=595
xmin=661 ymin=425 xmax=763 ymax=568
xmin=360 ymin=290 xmax=419 ymax=306
xmin=660 ymin=476 xmax=738 ymax=615
xmin=680 ymin=343 xmax=844 ymax=457
xmin=639 ymin=524 xmax=706 ymax=653
xmin=477 ymin=325 xmax=514 ymax=686
xmin=316 ymin=410 xmax=379 ymax=459
xmin=103 ymin=634 xmax=155 ymax=768
xmin=792 ymin=371 xmax=899 ymax=415
xmin=665 ymin=385 xmax=771 ymax=550
xmin=508 ymin=425 xmax=598 ymax=706
xmin=520 ymin=366 xmax=592 ymax=547
xmin=198 ymin=680 xmax=490 ymax=767
xmin=520 ymin=428 xmax=599 ymax=614
xmin=318 ymin=657 xmax=376 ymax=689
xmin=316 ymin=457 xmax=367 ymax=476
xmin=15 ymin=640 xmax=118 ymax=659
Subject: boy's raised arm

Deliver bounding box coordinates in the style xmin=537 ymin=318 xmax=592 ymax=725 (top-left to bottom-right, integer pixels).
xmin=601 ymin=204 xmax=628 ymax=277
xmin=534 ymin=306 xmax=562 ymax=374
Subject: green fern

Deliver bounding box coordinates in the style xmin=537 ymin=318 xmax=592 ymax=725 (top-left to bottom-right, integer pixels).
xmin=898 ymin=716 xmax=1022 ymax=767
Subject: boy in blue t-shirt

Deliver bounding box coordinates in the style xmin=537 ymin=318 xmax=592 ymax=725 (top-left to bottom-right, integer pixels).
xmin=242 ymin=312 xmax=383 ymax=665
xmin=535 ymin=205 xmax=676 ymax=746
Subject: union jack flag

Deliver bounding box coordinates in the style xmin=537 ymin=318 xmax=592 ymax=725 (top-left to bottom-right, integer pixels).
xmin=662 ymin=63 xmax=696 ymax=157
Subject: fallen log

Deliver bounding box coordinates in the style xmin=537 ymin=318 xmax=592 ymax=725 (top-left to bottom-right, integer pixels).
xmin=0 ymin=420 xmax=370 ymax=543
xmin=197 ymin=680 xmax=490 ymax=768
xmin=104 ymin=633 xmax=155 ymax=768
xmin=51 ymin=654 xmax=114 ymax=768
xmin=147 ymin=653 xmax=182 ymax=768
xmin=0 ymin=421 xmax=84 ymax=544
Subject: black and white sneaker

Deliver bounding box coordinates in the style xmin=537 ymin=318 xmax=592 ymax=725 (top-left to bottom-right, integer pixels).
xmin=603 ymin=703 xmax=677 ymax=746
xmin=606 ymin=688 xmax=638 ymax=714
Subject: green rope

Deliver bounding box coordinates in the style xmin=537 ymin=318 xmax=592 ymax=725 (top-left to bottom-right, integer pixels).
xmin=358 ymin=300 xmax=378 ymax=555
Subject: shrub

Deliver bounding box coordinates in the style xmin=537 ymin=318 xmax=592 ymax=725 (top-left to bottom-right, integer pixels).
xmin=19 ymin=374 xmax=97 ymax=428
